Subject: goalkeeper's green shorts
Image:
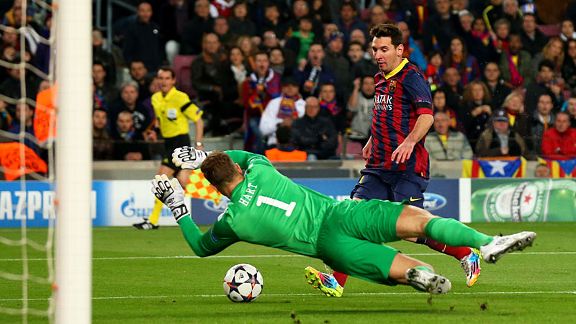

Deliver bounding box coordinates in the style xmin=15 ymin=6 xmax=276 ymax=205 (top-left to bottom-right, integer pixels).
xmin=317 ymin=199 xmax=405 ymax=285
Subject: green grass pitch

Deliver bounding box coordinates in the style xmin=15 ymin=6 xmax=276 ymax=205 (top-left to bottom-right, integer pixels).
xmin=1 ymin=222 xmax=576 ymax=323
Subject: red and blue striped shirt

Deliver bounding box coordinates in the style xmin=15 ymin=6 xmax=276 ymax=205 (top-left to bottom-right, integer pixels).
xmin=368 ymin=58 xmax=433 ymax=178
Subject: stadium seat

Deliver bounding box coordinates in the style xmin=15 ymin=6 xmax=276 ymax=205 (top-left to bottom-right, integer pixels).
xmin=173 ymin=55 xmax=196 ymax=98
xmin=337 ymin=136 xmax=364 ymax=160
xmin=537 ymin=24 xmax=560 ymax=37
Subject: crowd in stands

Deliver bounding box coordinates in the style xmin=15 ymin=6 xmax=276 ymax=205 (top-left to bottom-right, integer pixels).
xmin=1 ymin=0 xmax=576 ymax=168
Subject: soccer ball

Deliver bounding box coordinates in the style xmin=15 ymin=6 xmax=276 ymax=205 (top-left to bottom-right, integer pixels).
xmin=223 ymin=263 xmax=264 ymax=302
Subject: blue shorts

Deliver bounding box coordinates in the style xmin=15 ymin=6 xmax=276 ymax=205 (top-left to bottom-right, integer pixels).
xmin=350 ymin=168 xmax=429 ymax=208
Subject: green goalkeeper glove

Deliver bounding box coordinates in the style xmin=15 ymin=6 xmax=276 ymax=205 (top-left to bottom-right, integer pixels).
xmin=151 ymin=174 xmax=188 ymax=222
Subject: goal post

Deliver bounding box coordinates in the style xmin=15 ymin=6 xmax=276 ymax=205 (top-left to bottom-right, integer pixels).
xmin=54 ymin=0 xmax=93 ymax=322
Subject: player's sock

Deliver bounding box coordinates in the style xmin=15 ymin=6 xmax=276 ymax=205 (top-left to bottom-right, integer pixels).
xmin=332 ymin=271 xmax=348 ymax=286
xmin=424 ymin=218 xmax=493 ymax=249
xmin=418 ymin=238 xmax=471 ymax=260
xmin=148 ymin=198 xmax=163 ymax=225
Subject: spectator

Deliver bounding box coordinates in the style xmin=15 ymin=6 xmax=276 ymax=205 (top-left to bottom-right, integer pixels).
xmin=565 ymin=94 xmax=576 ymax=127
xmin=181 ymin=0 xmax=214 ymax=55
xmin=111 ymin=110 xmax=150 ymax=161
xmin=241 ymin=51 xmax=281 ymax=153
xmin=422 ymin=0 xmax=459 ymax=53
xmin=424 ymin=51 xmax=443 ymax=92
xmin=260 ymin=3 xmax=288 ymax=40
xmin=476 ymin=109 xmax=527 ymax=158
xmin=129 ymin=60 xmax=151 ymax=102
xmin=92 ymin=108 xmax=113 ymax=161
xmin=439 ymin=67 xmax=464 ymax=118
xmin=323 ymin=31 xmax=352 ymax=102
xmin=213 ymin=16 xmax=234 ymax=49
xmin=501 ymin=91 xmax=531 ymax=144
xmin=347 ymin=75 xmax=374 ymax=145
xmin=310 ymin=0 xmax=332 ymax=24
xmin=321 ymin=23 xmax=339 ymax=45
xmin=534 ymin=163 xmax=551 ymax=178
xmin=443 ymin=35 xmax=481 ymax=86
xmin=228 ymin=1 xmax=257 ymax=37
xmin=541 ymin=112 xmax=576 ymax=159
xmin=335 ymin=0 xmax=367 ymax=44
xmin=482 ymin=62 xmax=512 ymax=110
xmin=560 ymin=19 xmax=576 ymax=43
xmin=285 ymin=16 xmax=317 ymax=62
xmin=0 ymin=55 xmax=40 ymax=109
xmin=519 ymin=13 xmax=548 ymax=57
xmin=491 ymin=18 xmax=511 ymax=54
xmin=561 ymin=39 xmax=576 ymax=91
xmin=260 ymin=30 xmax=296 ymax=67
xmin=425 ymin=111 xmax=473 ymax=160
xmin=432 ymin=89 xmax=461 ymax=131
xmin=157 ymin=0 xmax=194 ymax=64
xmin=110 ymin=81 xmax=154 ymax=138
xmin=8 ymin=102 xmax=37 ymax=152
xmin=92 ymin=28 xmax=117 ymax=86
xmin=367 ymin=5 xmax=390 ymax=31
xmin=461 ymin=80 xmax=492 ymax=147
xmin=0 ymin=100 xmax=11 ymax=131
xmin=228 ymin=46 xmax=249 ymax=86
xmin=531 ymin=93 xmax=555 ymax=155
xmin=211 ymin=0 xmax=235 ymax=18
xmin=318 ymin=83 xmax=345 ymax=134
xmin=92 ymin=61 xmax=118 ymax=109
xmin=398 ymin=21 xmax=427 ymax=71
xmin=264 ymin=125 xmax=307 ymax=162
xmin=501 ymin=0 xmax=523 ymax=34
xmin=291 ymin=96 xmax=338 ymax=160
xmin=286 ymin=0 xmax=323 ymax=40
xmin=294 ymin=43 xmax=336 ymax=98
xmin=122 ymin=2 xmax=162 ymax=72
xmin=465 ymin=15 xmax=499 ymax=67
xmin=498 ymin=33 xmax=533 ymax=88
xmin=347 ymin=41 xmax=378 ymax=79
xmin=482 ymin=0 xmax=504 ymax=34
xmin=269 ymin=47 xmax=286 ymax=75
xmin=236 ymin=35 xmax=257 ymax=70
xmin=349 ymin=28 xmax=367 ymax=47
xmin=190 ymin=33 xmax=236 ymax=135
xmin=524 ymin=60 xmax=564 ymax=116
xmin=531 ymin=37 xmax=564 ymax=76
xmin=259 ymin=76 xmax=305 ymax=147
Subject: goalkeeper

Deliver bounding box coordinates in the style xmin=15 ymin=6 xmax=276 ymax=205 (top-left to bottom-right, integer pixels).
xmin=152 ymin=148 xmax=536 ymax=294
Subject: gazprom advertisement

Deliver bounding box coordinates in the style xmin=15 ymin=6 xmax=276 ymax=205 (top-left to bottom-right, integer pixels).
xmin=0 ymin=179 xmax=459 ymax=227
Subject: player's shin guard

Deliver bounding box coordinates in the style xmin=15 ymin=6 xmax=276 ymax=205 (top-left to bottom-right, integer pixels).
xmin=148 ymin=198 xmax=163 ymax=225
xmin=424 ymin=218 xmax=493 ymax=249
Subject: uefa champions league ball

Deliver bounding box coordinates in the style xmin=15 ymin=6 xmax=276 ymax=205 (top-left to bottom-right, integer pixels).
xmin=223 ymin=263 xmax=264 ymax=302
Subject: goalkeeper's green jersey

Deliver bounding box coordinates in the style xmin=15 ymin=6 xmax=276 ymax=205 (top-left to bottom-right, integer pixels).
xmin=178 ymin=150 xmax=335 ymax=257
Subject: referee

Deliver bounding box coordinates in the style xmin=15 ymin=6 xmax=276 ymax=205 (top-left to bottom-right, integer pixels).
xmin=134 ymin=66 xmax=204 ymax=230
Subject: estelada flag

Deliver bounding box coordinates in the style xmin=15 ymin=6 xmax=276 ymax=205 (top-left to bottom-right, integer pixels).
xmin=0 ymin=143 xmax=48 ymax=181
xmin=537 ymin=157 xmax=576 ymax=178
xmin=185 ymin=169 xmax=222 ymax=203
xmin=462 ymin=157 xmax=526 ymax=178
xmin=34 ymin=85 xmax=57 ymax=145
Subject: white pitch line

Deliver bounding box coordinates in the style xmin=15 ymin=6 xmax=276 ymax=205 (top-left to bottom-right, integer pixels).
xmin=1 ymin=291 xmax=575 ymax=302
xmin=1 ymin=251 xmax=576 ymax=262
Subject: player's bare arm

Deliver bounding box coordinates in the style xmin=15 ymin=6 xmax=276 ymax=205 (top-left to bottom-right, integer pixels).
xmin=391 ymin=114 xmax=434 ymax=164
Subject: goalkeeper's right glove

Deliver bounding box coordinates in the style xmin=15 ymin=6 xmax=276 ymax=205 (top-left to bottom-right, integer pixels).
xmin=151 ymin=174 xmax=188 ymax=222
xmin=172 ymin=146 xmax=210 ymax=170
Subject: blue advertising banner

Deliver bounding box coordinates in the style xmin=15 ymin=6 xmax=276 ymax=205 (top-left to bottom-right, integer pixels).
xmin=0 ymin=181 xmax=108 ymax=228
xmin=0 ymin=179 xmax=462 ymax=227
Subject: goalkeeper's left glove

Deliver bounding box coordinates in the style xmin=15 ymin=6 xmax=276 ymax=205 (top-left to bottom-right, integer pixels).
xmin=151 ymin=174 xmax=188 ymax=222
xmin=172 ymin=146 xmax=210 ymax=170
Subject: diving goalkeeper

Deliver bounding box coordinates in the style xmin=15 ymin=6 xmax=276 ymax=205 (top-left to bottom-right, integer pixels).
xmin=152 ymin=148 xmax=536 ymax=294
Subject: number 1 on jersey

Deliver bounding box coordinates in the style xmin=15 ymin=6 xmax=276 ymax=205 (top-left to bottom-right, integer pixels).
xmin=256 ymin=195 xmax=296 ymax=217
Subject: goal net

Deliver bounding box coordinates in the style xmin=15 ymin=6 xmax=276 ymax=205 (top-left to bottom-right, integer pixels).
xmin=0 ymin=0 xmax=92 ymax=323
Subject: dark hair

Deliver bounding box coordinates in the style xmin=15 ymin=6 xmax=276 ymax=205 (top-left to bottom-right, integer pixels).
xmin=369 ymin=23 xmax=402 ymax=46
xmin=201 ymin=151 xmax=238 ymax=191
xmin=538 ymin=59 xmax=555 ymax=72
xmin=276 ymin=125 xmax=292 ymax=145
xmin=158 ymin=66 xmax=175 ymax=78
xmin=253 ymin=50 xmax=269 ymax=59
xmin=348 ymin=40 xmax=364 ymax=49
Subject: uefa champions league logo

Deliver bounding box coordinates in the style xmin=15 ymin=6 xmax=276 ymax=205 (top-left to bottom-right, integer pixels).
xmin=203 ymin=197 xmax=230 ymax=213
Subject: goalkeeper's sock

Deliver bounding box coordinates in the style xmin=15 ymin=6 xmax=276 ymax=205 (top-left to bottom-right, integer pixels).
xmin=148 ymin=198 xmax=163 ymax=225
xmin=416 ymin=238 xmax=471 ymax=260
xmin=424 ymin=218 xmax=493 ymax=249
